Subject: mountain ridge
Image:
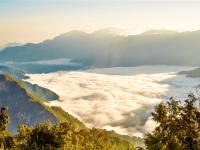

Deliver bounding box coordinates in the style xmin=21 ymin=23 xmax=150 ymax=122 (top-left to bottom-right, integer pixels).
xmin=0 ymin=73 xmax=85 ymax=133
xmin=0 ymin=65 xmax=59 ymax=100
xmin=1 ymin=29 xmax=200 ymax=72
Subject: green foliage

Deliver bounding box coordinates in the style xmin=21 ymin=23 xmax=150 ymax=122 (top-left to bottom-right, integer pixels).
xmin=0 ymin=107 xmax=9 ymax=136
xmin=145 ymin=95 xmax=200 ymax=150
xmin=16 ymin=124 xmax=32 ymax=149
xmin=14 ymin=122 xmax=135 ymax=150
xmin=4 ymin=136 xmax=15 ymax=149
xmin=0 ymin=106 xmax=135 ymax=150
xmin=50 ymin=106 xmax=85 ymax=129
xmin=0 ymin=107 xmax=9 ymax=149
xmin=0 ymin=73 xmax=137 ymax=149
xmin=0 ymin=74 xmax=85 ymax=131
xmin=27 ymin=123 xmax=64 ymax=149
xmin=23 ymin=82 xmax=59 ymax=101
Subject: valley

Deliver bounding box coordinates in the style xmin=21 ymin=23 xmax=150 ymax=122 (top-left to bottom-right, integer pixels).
xmin=25 ymin=66 xmax=199 ymax=137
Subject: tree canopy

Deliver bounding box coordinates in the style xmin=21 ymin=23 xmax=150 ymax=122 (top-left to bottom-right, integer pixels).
xmin=145 ymin=94 xmax=200 ymax=150
xmin=0 ymin=106 xmax=135 ymax=150
xmin=3 ymin=93 xmax=200 ymax=149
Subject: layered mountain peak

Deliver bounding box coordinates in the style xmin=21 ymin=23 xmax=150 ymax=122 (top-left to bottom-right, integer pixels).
xmin=1 ymin=29 xmax=200 ymax=69
xmin=54 ymin=30 xmax=89 ymax=40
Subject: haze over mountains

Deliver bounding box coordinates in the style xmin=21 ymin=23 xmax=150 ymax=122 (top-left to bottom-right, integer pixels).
xmin=1 ymin=29 xmax=200 ymax=149
xmin=0 ymin=42 xmax=22 ymax=51
xmin=1 ymin=29 xmax=200 ymax=73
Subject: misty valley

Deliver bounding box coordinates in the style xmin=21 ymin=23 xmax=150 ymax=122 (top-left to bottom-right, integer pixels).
xmin=1 ymin=30 xmax=200 ymax=149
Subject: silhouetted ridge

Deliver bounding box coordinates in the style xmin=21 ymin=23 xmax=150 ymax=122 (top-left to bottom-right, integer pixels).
xmin=1 ymin=29 xmax=200 ymax=67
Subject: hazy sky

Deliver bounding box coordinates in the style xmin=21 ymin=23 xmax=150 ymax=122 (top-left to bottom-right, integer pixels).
xmin=1 ymin=0 xmax=200 ymax=45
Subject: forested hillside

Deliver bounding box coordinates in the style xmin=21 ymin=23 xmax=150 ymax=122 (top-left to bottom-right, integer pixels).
xmin=0 ymin=74 xmax=84 ymax=133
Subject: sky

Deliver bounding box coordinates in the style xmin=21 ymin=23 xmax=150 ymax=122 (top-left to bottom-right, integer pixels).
xmin=1 ymin=0 xmax=200 ymax=45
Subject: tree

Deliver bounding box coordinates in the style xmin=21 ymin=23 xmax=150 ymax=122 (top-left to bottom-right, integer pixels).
xmin=0 ymin=107 xmax=136 ymax=149
xmin=145 ymin=94 xmax=200 ymax=150
xmin=0 ymin=107 xmax=9 ymax=136
xmin=16 ymin=124 xmax=32 ymax=149
xmin=4 ymin=136 xmax=15 ymax=149
xmin=27 ymin=123 xmax=58 ymax=149
xmin=0 ymin=107 xmax=9 ymax=149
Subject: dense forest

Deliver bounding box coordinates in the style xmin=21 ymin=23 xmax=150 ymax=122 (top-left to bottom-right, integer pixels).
xmin=0 ymin=93 xmax=200 ymax=149
xmin=0 ymin=107 xmax=136 ymax=150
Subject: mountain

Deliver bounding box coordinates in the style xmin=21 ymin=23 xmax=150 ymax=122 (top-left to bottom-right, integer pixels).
xmin=92 ymin=28 xmax=126 ymax=36
xmin=1 ymin=29 xmax=200 ymax=72
xmin=0 ymin=42 xmax=22 ymax=51
xmin=0 ymin=65 xmax=59 ymax=100
xmin=23 ymin=81 xmax=59 ymax=101
xmin=0 ymin=65 xmax=28 ymax=79
xmin=179 ymin=68 xmax=200 ymax=78
xmin=0 ymin=73 xmax=141 ymax=148
xmin=0 ymin=74 xmax=85 ymax=133
xmin=142 ymin=30 xmax=178 ymax=35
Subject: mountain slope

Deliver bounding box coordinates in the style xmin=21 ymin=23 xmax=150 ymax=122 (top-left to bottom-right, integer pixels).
xmin=0 ymin=65 xmax=28 ymax=79
xmin=23 ymin=81 xmax=59 ymax=101
xmin=0 ymin=74 xmax=139 ymax=148
xmin=0 ymin=74 xmax=85 ymax=133
xmin=0 ymin=65 xmax=59 ymax=100
xmin=179 ymin=68 xmax=200 ymax=78
xmin=1 ymin=30 xmax=200 ymax=69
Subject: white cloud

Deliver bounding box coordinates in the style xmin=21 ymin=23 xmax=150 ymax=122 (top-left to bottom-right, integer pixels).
xmin=25 ymin=66 xmax=199 ymax=137
xmin=4 ymin=58 xmax=82 ymax=66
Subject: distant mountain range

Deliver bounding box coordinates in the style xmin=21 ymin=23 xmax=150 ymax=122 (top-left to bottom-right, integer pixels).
xmin=179 ymin=67 xmax=200 ymax=78
xmin=0 ymin=30 xmax=200 ymax=73
xmin=0 ymin=42 xmax=22 ymax=51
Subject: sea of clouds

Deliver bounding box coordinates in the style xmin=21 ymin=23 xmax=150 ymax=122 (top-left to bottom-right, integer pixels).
xmin=4 ymin=58 xmax=82 ymax=66
xmin=25 ymin=66 xmax=200 ymax=137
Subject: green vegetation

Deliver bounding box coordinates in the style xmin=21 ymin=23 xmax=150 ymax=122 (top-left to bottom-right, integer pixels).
xmin=15 ymin=80 xmax=85 ymax=129
xmin=50 ymin=106 xmax=85 ymax=129
xmin=0 ymin=74 xmax=136 ymax=149
xmin=23 ymin=82 xmax=59 ymax=101
xmin=0 ymin=107 xmax=9 ymax=148
xmin=0 ymin=73 xmax=85 ymax=133
xmin=3 ymin=70 xmax=200 ymax=149
xmin=2 ymin=92 xmax=199 ymax=149
xmin=145 ymin=94 xmax=200 ymax=150
xmin=0 ymin=108 xmax=136 ymax=150
xmin=0 ymin=65 xmax=59 ymax=101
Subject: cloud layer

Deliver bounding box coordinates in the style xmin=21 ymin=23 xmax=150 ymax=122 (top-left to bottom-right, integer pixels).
xmin=25 ymin=66 xmax=199 ymax=137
